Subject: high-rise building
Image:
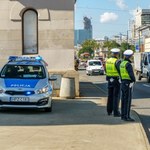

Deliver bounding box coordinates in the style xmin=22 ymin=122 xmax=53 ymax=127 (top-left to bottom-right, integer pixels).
xmin=74 ymin=16 xmax=93 ymax=46
xmin=134 ymin=9 xmax=150 ymax=51
xmin=135 ymin=9 xmax=150 ymax=27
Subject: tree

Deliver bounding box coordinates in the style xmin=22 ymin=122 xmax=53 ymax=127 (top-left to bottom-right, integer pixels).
xmin=78 ymin=40 xmax=100 ymax=58
xmin=120 ymin=42 xmax=135 ymax=58
xmin=103 ymin=40 xmax=120 ymax=57
xmin=81 ymin=40 xmax=100 ymax=50
xmin=78 ymin=46 xmax=93 ymax=58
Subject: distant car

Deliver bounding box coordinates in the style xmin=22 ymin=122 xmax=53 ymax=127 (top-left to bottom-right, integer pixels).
xmin=79 ymin=60 xmax=86 ymax=67
xmin=86 ymin=59 xmax=104 ymax=75
xmin=0 ymin=56 xmax=56 ymax=112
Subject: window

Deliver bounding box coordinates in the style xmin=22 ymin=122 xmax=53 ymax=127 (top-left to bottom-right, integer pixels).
xmin=89 ymin=61 xmax=102 ymax=66
xmin=22 ymin=9 xmax=38 ymax=54
xmin=1 ymin=65 xmax=45 ymax=79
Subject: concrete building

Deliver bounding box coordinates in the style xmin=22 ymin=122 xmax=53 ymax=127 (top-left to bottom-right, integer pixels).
xmin=135 ymin=9 xmax=150 ymax=28
xmin=0 ymin=0 xmax=79 ymax=97
xmin=74 ymin=29 xmax=92 ymax=45
xmin=134 ymin=9 xmax=150 ymax=52
xmin=74 ymin=16 xmax=93 ymax=46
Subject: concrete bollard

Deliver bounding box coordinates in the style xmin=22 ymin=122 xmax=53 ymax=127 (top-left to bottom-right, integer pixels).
xmin=59 ymin=77 xmax=75 ymax=98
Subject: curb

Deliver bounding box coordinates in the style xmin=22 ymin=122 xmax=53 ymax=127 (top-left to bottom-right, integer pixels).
xmin=132 ymin=110 xmax=150 ymax=150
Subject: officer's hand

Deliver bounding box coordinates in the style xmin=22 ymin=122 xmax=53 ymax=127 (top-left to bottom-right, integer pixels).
xmin=110 ymin=78 xmax=114 ymax=82
xmin=118 ymin=79 xmax=121 ymax=83
xmin=129 ymin=82 xmax=134 ymax=88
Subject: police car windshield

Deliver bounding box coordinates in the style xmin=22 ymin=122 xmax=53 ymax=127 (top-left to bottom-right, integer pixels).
xmin=0 ymin=65 xmax=46 ymax=79
xmin=89 ymin=61 xmax=102 ymax=66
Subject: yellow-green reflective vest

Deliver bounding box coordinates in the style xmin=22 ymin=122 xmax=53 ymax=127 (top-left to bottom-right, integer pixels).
xmin=106 ymin=58 xmax=119 ymax=77
xmin=120 ymin=61 xmax=131 ymax=80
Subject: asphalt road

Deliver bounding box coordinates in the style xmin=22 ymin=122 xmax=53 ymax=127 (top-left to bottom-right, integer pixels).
xmin=78 ymin=68 xmax=150 ymax=144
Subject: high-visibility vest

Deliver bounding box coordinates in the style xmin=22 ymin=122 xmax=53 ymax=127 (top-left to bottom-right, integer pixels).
xmin=106 ymin=58 xmax=119 ymax=77
xmin=120 ymin=60 xmax=131 ymax=80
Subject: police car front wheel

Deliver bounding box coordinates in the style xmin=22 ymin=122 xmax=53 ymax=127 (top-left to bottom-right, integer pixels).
xmin=44 ymin=106 xmax=52 ymax=112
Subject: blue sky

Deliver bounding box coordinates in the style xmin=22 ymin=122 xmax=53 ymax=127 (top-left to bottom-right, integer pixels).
xmin=75 ymin=0 xmax=150 ymax=39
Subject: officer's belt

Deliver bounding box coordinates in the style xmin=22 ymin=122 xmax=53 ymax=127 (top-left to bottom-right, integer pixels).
xmin=107 ymin=76 xmax=119 ymax=80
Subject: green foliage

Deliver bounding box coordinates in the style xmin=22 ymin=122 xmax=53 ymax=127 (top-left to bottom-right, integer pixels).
xmin=78 ymin=39 xmax=99 ymax=58
xmin=103 ymin=40 xmax=135 ymax=58
xmin=103 ymin=40 xmax=120 ymax=57
xmin=81 ymin=39 xmax=100 ymax=50
xmin=77 ymin=39 xmax=135 ymax=59
xmin=78 ymin=46 xmax=93 ymax=58
xmin=120 ymin=42 xmax=135 ymax=58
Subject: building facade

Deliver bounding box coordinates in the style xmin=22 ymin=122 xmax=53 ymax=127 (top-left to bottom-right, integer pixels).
xmin=132 ymin=9 xmax=150 ymax=52
xmin=74 ymin=29 xmax=92 ymax=46
xmin=0 ymin=0 xmax=79 ymax=96
xmin=0 ymin=0 xmax=75 ymax=71
xmin=74 ymin=16 xmax=92 ymax=46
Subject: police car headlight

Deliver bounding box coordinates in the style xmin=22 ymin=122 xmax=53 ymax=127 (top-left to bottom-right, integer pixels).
xmin=37 ymin=85 xmax=49 ymax=94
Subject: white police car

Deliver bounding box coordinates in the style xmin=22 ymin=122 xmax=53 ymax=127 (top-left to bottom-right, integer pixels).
xmin=0 ymin=56 xmax=56 ymax=112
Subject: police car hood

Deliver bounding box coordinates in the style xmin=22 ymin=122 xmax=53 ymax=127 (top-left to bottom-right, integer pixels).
xmin=0 ymin=78 xmax=48 ymax=89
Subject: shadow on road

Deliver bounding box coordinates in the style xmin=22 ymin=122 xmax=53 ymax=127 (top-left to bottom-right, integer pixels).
xmin=0 ymin=99 xmax=138 ymax=126
xmin=138 ymin=114 xmax=150 ymax=144
xmin=80 ymin=82 xmax=107 ymax=97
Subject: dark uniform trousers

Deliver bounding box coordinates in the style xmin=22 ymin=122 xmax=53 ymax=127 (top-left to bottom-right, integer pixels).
xmin=121 ymin=81 xmax=132 ymax=119
xmin=107 ymin=78 xmax=120 ymax=115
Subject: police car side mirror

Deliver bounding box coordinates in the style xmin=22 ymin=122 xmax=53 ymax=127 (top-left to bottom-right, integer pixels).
xmin=49 ymin=75 xmax=57 ymax=81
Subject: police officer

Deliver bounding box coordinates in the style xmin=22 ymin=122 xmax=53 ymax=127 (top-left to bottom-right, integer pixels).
xmin=105 ymin=48 xmax=121 ymax=117
xmin=120 ymin=49 xmax=136 ymax=121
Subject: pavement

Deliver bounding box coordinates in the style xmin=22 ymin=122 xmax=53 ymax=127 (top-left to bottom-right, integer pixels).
xmin=78 ymin=81 xmax=150 ymax=150
xmin=0 ymin=81 xmax=149 ymax=150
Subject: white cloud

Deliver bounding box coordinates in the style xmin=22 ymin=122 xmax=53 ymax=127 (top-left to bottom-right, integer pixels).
xmin=115 ymin=0 xmax=127 ymax=10
xmin=100 ymin=12 xmax=118 ymax=23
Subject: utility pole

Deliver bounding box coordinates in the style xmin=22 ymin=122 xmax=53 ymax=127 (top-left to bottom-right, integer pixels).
xmin=138 ymin=27 xmax=141 ymax=52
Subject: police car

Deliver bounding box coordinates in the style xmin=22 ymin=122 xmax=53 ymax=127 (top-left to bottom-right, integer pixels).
xmin=0 ymin=56 xmax=56 ymax=112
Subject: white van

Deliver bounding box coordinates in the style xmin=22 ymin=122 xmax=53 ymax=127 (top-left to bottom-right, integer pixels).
xmin=86 ymin=59 xmax=104 ymax=76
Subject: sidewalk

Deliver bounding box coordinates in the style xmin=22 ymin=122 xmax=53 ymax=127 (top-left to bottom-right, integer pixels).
xmin=77 ymin=81 xmax=150 ymax=150
xmin=0 ymin=82 xmax=149 ymax=150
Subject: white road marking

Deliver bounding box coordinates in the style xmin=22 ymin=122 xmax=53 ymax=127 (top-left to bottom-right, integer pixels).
xmin=143 ymin=84 xmax=150 ymax=88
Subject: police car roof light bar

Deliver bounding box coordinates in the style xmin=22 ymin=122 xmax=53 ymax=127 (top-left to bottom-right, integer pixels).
xmin=8 ymin=56 xmax=43 ymax=62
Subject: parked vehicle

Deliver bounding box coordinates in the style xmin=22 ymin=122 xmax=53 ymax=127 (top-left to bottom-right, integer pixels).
xmin=86 ymin=59 xmax=104 ymax=75
xmin=134 ymin=52 xmax=150 ymax=82
xmin=0 ymin=56 xmax=56 ymax=112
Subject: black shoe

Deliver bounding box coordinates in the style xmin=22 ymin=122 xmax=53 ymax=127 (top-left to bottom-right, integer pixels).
xmin=114 ymin=113 xmax=121 ymax=117
xmin=114 ymin=112 xmax=121 ymax=117
xmin=122 ymin=117 xmax=135 ymax=122
xmin=107 ymin=112 xmax=112 ymax=116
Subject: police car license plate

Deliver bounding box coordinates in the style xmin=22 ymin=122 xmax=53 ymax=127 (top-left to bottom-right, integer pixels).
xmin=94 ymin=70 xmax=99 ymax=72
xmin=10 ymin=97 xmax=29 ymax=102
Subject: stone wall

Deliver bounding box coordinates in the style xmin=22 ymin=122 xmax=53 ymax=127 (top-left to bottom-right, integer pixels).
xmin=0 ymin=0 xmax=79 ymax=97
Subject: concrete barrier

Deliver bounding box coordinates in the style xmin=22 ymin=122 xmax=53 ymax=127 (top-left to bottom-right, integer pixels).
xmin=59 ymin=77 xmax=75 ymax=98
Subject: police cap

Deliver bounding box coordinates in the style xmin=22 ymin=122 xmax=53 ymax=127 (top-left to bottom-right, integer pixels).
xmin=110 ymin=48 xmax=120 ymax=53
xmin=123 ymin=49 xmax=133 ymax=56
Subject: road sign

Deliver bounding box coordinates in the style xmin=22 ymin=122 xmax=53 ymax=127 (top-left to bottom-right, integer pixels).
xmin=135 ymin=45 xmax=139 ymax=52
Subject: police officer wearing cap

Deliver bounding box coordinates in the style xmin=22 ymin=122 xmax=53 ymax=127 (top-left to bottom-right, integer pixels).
xmin=105 ymin=48 xmax=121 ymax=117
xmin=120 ymin=49 xmax=136 ymax=121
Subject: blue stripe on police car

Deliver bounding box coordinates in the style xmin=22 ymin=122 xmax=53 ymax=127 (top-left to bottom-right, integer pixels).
xmin=4 ymin=79 xmax=39 ymax=88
